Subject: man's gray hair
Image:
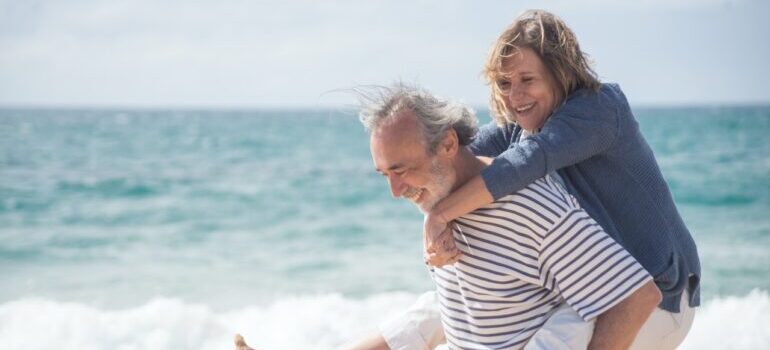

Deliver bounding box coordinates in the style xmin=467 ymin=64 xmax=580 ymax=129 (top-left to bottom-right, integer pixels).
xmin=358 ymin=83 xmax=478 ymax=153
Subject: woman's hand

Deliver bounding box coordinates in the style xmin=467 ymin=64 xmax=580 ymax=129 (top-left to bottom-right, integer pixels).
xmin=423 ymin=212 xmax=462 ymax=266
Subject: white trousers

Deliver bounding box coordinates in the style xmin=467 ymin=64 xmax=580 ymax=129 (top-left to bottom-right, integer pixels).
xmin=523 ymin=302 xmax=595 ymax=350
xmin=381 ymin=291 xmax=695 ymax=350
xmin=629 ymin=290 xmax=696 ymax=350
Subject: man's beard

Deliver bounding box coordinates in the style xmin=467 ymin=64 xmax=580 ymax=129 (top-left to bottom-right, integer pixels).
xmin=416 ymin=158 xmax=454 ymax=214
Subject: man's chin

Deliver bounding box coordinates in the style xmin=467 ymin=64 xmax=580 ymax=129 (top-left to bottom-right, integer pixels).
xmin=415 ymin=198 xmax=440 ymax=214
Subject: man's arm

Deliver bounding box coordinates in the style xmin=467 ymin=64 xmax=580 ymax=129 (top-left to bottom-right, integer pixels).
xmin=534 ymin=176 xmax=658 ymax=348
xmin=588 ymin=280 xmax=662 ymax=350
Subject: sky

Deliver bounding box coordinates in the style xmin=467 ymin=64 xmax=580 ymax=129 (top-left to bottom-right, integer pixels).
xmin=0 ymin=0 xmax=768 ymax=108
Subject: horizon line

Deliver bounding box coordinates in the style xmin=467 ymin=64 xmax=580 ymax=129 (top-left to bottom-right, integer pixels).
xmin=2 ymin=101 xmax=770 ymax=112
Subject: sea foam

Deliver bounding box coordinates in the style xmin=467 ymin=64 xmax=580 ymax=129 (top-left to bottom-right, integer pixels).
xmin=679 ymin=289 xmax=770 ymax=350
xmin=0 ymin=292 xmax=417 ymax=350
xmin=0 ymin=290 xmax=768 ymax=350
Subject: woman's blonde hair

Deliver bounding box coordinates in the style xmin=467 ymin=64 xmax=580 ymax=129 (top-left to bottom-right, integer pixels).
xmin=484 ymin=9 xmax=601 ymax=125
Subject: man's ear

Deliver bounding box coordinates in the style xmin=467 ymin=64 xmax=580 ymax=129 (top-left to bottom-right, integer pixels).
xmin=438 ymin=129 xmax=459 ymax=157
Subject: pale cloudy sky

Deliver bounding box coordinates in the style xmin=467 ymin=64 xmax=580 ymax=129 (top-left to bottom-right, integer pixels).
xmin=0 ymin=0 xmax=768 ymax=108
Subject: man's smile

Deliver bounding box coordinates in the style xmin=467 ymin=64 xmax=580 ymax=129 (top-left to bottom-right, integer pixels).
xmin=402 ymin=187 xmax=424 ymax=202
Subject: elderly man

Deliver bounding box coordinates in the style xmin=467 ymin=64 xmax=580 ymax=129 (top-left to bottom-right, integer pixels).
xmin=351 ymin=84 xmax=661 ymax=350
xmin=235 ymin=84 xmax=661 ymax=350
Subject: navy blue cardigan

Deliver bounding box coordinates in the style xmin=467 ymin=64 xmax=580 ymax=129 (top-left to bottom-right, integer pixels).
xmin=470 ymin=83 xmax=701 ymax=312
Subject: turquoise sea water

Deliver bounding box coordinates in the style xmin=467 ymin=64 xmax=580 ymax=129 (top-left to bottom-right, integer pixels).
xmin=1 ymin=106 xmax=769 ymax=349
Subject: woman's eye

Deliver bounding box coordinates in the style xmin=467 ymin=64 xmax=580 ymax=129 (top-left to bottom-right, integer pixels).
xmin=522 ymin=77 xmax=533 ymax=83
xmin=497 ymin=80 xmax=511 ymax=90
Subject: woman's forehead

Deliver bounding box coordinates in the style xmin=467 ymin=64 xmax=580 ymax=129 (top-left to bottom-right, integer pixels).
xmin=500 ymin=48 xmax=545 ymax=74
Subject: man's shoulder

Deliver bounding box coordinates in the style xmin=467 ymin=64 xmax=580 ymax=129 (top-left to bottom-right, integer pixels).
xmin=460 ymin=176 xmax=579 ymax=235
xmin=492 ymin=176 xmax=573 ymax=210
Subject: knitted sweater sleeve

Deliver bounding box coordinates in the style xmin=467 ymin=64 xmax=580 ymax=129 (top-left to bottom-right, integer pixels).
xmin=477 ymin=83 xmax=624 ymax=199
xmin=468 ymin=121 xmax=512 ymax=157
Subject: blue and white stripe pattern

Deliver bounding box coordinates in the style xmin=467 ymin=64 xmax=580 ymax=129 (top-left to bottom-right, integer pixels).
xmin=431 ymin=175 xmax=652 ymax=350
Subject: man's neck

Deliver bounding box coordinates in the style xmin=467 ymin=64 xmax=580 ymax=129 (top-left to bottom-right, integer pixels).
xmin=450 ymin=148 xmax=487 ymax=192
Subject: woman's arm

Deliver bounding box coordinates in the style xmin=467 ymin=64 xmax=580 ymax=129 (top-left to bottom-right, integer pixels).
xmin=425 ymin=84 xmax=625 ymax=266
xmin=480 ymin=84 xmax=623 ymax=199
xmin=468 ymin=120 xmax=515 ymax=157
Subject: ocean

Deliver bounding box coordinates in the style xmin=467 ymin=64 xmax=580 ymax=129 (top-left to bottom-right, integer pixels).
xmin=1 ymin=106 xmax=769 ymax=349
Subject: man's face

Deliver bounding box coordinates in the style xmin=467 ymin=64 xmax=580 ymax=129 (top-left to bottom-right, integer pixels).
xmin=370 ymin=110 xmax=455 ymax=213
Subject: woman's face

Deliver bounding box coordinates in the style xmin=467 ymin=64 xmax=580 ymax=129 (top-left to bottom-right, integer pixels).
xmin=495 ymin=47 xmax=561 ymax=132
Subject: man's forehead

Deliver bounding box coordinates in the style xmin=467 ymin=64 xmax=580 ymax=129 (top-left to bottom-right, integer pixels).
xmin=371 ymin=110 xmax=423 ymax=146
xmin=370 ymin=111 xmax=428 ymax=170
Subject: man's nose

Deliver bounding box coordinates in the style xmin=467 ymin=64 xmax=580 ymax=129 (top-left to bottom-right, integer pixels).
xmin=388 ymin=174 xmax=404 ymax=198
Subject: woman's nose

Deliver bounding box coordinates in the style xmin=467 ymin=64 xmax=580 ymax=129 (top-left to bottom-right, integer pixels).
xmin=508 ymin=83 xmax=523 ymax=100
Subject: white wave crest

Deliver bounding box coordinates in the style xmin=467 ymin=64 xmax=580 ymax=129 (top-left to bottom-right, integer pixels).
xmin=679 ymin=289 xmax=770 ymax=350
xmin=0 ymin=292 xmax=418 ymax=350
xmin=1 ymin=290 xmax=768 ymax=350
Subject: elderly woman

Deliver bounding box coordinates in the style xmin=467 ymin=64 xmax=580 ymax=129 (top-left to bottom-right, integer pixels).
xmin=418 ymin=9 xmax=700 ymax=350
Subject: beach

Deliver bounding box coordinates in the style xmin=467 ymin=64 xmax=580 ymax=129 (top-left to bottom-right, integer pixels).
xmin=1 ymin=106 xmax=769 ymax=349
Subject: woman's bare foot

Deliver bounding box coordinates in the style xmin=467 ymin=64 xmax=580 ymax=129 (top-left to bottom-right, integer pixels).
xmin=234 ymin=334 xmax=256 ymax=350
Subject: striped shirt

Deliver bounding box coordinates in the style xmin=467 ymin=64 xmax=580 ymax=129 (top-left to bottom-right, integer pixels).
xmin=431 ymin=175 xmax=652 ymax=350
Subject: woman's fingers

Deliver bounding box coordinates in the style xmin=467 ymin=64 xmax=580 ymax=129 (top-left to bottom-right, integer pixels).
xmin=425 ymin=226 xmax=461 ymax=266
